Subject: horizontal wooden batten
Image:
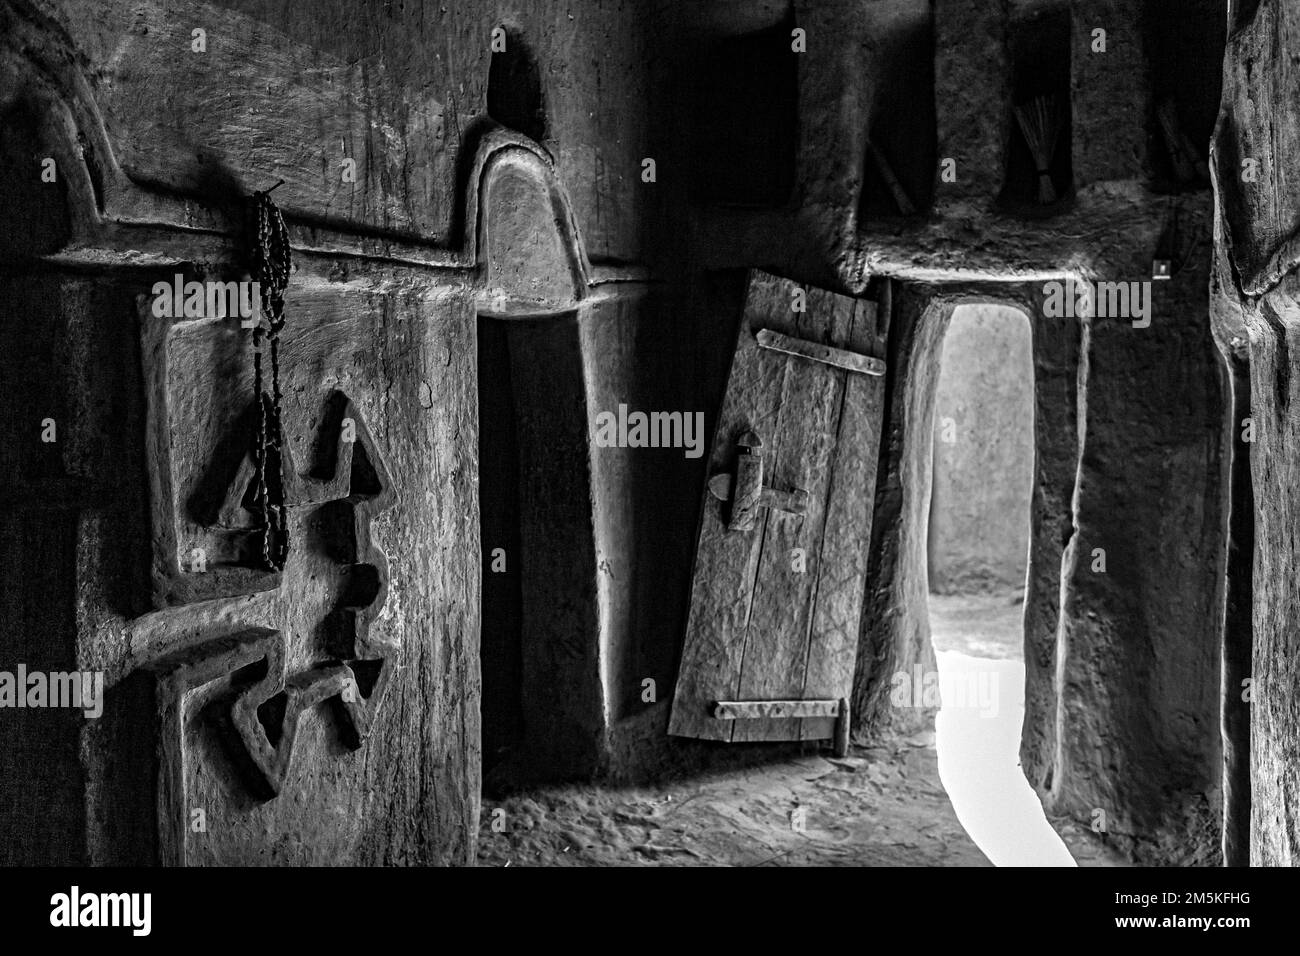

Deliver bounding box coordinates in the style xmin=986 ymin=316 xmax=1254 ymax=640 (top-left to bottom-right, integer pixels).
xmin=711 ymin=698 xmax=843 ymax=720
xmin=755 ymin=329 xmax=886 ymax=376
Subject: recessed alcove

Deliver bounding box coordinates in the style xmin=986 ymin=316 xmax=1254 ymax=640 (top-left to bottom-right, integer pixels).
xmin=477 ymin=311 xmax=604 ymax=784
xmin=1142 ymin=0 xmax=1223 ymax=193
xmin=0 ymin=101 xmax=71 ymax=259
xmin=858 ymin=2 xmax=937 ymax=227
xmin=999 ymin=5 xmax=1072 ymax=215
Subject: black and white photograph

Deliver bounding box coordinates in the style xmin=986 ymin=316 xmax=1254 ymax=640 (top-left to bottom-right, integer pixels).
xmin=0 ymin=0 xmax=1282 ymax=937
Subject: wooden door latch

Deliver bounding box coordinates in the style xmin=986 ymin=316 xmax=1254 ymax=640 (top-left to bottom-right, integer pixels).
xmin=707 ymin=431 xmax=808 ymax=532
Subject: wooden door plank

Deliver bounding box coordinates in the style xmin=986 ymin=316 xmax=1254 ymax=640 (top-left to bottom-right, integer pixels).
xmin=731 ymin=289 xmax=855 ymax=742
xmin=670 ymin=272 xmax=889 ymax=746
xmin=800 ymin=297 xmax=887 ymax=741
xmin=668 ymin=272 xmax=803 ymax=740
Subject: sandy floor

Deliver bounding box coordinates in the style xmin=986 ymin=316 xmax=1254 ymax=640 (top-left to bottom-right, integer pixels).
xmin=927 ymin=588 xmax=1075 ymax=865
xmin=927 ymin=590 xmax=1127 ymax=867
xmin=928 ymin=590 xmax=1027 ymax=658
xmin=476 ymin=590 xmax=1127 ymax=867
xmin=478 ymin=736 xmax=990 ymax=867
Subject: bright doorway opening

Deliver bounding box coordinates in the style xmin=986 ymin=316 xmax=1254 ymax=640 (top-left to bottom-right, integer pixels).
xmin=927 ymin=303 xmax=1074 ymax=867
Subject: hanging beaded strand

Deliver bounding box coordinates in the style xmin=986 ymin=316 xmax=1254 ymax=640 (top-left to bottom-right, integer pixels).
xmin=249 ymin=183 xmax=291 ymax=572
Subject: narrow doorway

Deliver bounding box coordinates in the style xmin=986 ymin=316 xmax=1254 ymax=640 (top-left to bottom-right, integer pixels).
xmin=476 ymin=311 xmax=605 ymax=785
xmin=927 ymin=303 xmax=1074 ymax=866
xmin=477 ymin=315 xmax=524 ymax=781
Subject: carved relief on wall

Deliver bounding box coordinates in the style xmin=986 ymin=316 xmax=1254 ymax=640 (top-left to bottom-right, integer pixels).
xmin=2 ymin=0 xmax=627 ymax=862
xmin=130 ymin=288 xmax=403 ymax=861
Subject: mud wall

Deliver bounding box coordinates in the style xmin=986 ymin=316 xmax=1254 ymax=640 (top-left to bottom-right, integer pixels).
xmin=0 ymin=0 xmax=654 ymax=864
xmin=1213 ymin=0 xmax=1300 ymax=867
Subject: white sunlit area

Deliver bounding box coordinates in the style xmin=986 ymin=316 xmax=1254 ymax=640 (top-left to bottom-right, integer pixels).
xmin=927 ymin=303 xmax=1075 ymax=867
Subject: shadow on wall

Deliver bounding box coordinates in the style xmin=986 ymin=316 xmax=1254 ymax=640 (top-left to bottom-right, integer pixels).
xmin=477 ymin=312 xmax=604 ymax=785
xmin=927 ymin=304 xmax=1035 ymax=596
xmin=487 ymin=26 xmax=546 ymax=143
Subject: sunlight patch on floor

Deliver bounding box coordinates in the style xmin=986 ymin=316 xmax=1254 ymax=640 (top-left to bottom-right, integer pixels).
xmin=932 ymin=648 xmax=1076 ymax=867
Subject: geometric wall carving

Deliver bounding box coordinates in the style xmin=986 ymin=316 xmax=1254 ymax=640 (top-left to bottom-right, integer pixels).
xmin=143 ymin=392 xmax=396 ymax=860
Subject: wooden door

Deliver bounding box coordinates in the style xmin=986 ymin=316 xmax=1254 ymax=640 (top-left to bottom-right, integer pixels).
xmin=669 ymin=270 xmax=888 ymax=747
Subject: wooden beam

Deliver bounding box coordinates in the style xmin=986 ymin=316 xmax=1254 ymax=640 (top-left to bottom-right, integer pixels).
xmin=756 ymin=329 xmax=886 ymax=376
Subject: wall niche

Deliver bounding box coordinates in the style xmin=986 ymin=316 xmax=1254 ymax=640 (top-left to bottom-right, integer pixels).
xmin=0 ymin=102 xmax=71 ymax=259
xmin=1000 ymin=5 xmax=1072 ymax=215
xmin=858 ymin=2 xmax=937 ymax=227
xmin=690 ymin=19 xmax=799 ymax=207
xmin=1142 ymin=0 xmax=1224 ymax=194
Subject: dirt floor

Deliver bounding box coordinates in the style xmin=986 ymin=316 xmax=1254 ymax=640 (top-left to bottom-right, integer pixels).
xmin=477 ymin=736 xmax=1125 ymax=866
xmin=928 ymin=590 xmax=1026 ymax=658
xmin=478 ymin=735 xmax=989 ymax=867
xmin=927 ymin=588 xmax=1128 ymax=867
xmin=478 ymin=590 xmax=1128 ymax=867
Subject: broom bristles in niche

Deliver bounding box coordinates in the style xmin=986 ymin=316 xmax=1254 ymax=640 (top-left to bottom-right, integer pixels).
xmin=1014 ymin=95 xmax=1061 ymax=205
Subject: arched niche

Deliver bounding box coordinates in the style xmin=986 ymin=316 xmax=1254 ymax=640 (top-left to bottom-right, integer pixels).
xmin=0 ymin=3 xmax=137 ymax=244
xmin=472 ymin=135 xmax=620 ymax=784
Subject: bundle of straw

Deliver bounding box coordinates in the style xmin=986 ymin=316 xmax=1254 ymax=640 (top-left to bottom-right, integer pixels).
xmin=1014 ymin=96 xmax=1062 ymax=204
